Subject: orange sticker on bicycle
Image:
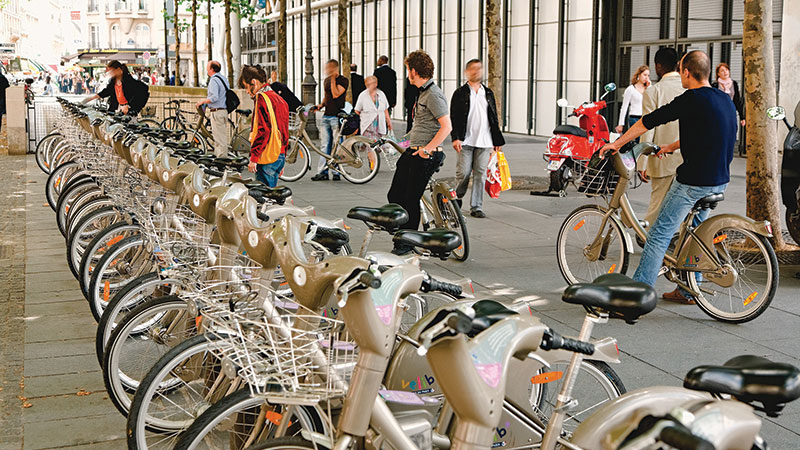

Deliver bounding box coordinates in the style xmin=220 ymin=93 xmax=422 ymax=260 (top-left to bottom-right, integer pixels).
xmin=608 ymin=264 xmax=617 ymax=273
xmin=573 ymin=220 xmax=586 ymax=231
xmin=713 ymin=234 xmax=727 ymax=244
xmin=103 ymin=281 xmax=110 ymax=303
xmin=532 ymin=371 xmax=563 ymax=384
xmin=195 ymin=316 xmax=202 ymax=330
xmin=744 ymin=291 xmax=758 ymax=306
xmin=265 ymin=411 xmax=283 ymax=426
xmin=107 ymin=235 xmax=124 ymax=248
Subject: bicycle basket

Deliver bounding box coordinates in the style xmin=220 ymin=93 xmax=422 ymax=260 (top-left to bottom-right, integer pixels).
xmin=577 ymin=152 xmax=619 ymax=197
xmin=288 ymin=112 xmax=301 ymax=131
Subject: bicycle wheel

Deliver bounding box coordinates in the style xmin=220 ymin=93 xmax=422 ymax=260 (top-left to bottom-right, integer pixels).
xmin=66 ymin=206 xmax=121 ymax=279
xmin=172 ymin=389 xmax=326 ymax=450
xmin=230 ymin=130 xmax=251 ymax=158
xmin=279 ymin=138 xmax=311 ymax=182
xmin=35 ymin=132 xmax=62 ymax=174
xmin=161 ymin=116 xmax=185 ymax=130
xmin=96 ymin=272 xmax=181 ymax=364
xmin=139 ymin=118 xmax=161 ymax=128
xmin=103 ymin=295 xmax=196 ymax=417
xmin=79 ymin=221 xmax=140 ymax=297
xmin=187 ymin=129 xmax=209 ymax=153
xmin=243 ymin=437 xmax=318 ymax=450
xmin=55 ymin=181 xmax=101 ymax=237
xmin=556 ymin=205 xmax=629 ymax=285
xmin=126 ymin=334 xmax=235 ymax=447
xmin=689 ymin=227 xmax=778 ymax=323
xmin=338 ymin=141 xmax=381 ymax=184
xmin=65 ymin=195 xmax=112 ymax=239
xmin=87 ymin=234 xmax=153 ymax=320
xmin=529 ymin=360 xmax=625 ymax=436
xmin=435 ymin=192 xmax=470 ymax=261
xmin=45 ymin=161 xmax=82 ymax=210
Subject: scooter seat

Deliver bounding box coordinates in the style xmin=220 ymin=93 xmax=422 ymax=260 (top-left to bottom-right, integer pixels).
xmin=392 ymin=229 xmax=462 ymax=256
xmin=347 ymin=204 xmax=409 ymax=231
xmin=562 ymin=273 xmax=657 ymax=324
xmin=693 ymin=193 xmax=724 ymax=210
xmin=553 ymin=124 xmax=587 ymax=138
xmin=684 ymin=355 xmax=800 ymax=416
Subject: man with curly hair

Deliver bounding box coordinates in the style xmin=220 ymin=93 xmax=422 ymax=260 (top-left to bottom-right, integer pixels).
xmin=387 ymin=50 xmax=452 ymax=255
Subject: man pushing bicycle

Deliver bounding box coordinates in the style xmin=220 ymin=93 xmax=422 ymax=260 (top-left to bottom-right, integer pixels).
xmin=600 ymin=50 xmax=738 ymax=304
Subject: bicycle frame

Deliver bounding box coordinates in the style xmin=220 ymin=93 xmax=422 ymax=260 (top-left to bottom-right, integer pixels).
xmin=289 ymin=107 xmax=373 ymax=170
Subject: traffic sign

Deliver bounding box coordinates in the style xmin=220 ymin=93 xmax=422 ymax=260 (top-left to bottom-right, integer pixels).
xmin=142 ymin=51 xmax=151 ymax=61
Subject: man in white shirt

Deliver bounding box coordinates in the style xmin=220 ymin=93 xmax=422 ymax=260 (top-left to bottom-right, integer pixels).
xmin=450 ymin=59 xmax=505 ymax=218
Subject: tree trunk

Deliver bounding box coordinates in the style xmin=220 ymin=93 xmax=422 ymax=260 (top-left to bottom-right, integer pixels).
xmin=174 ymin=0 xmax=181 ymax=85
xmin=485 ymin=0 xmax=502 ymax=127
xmin=338 ymin=0 xmax=351 ymax=103
xmin=278 ymin=0 xmax=287 ymax=82
xmin=207 ymin=0 xmax=212 ymax=62
xmin=191 ymin=0 xmax=199 ymax=87
xmin=743 ymin=0 xmax=785 ymax=248
xmin=224 ymin=0 xmax=234 ymax=86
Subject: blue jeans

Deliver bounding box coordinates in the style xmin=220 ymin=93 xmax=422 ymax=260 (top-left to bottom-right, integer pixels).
xmin=633 ymin=180 xmax=728 ymax=288
xmin=317 ymin=115 xmax=340 ymax=176
xmin=256 ymin=153 xmax=286 ymax=187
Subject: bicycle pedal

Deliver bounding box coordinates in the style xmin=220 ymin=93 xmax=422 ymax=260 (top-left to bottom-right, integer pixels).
xmin=657 ymin=266 xmax=669 ymax=277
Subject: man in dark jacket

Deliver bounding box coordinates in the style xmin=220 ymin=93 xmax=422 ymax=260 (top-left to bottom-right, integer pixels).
xmin=450 ymin=59 xmax=505 ymax=218
xmin=83 ymin=60 xmax=149 ymax=117
xmin=374 ymin=55 xmax=397 ymax=109
xmin=350 ymin=64 xmax=366 ymax=103
xmin=404 ymin=78 xmax=419 ymax=133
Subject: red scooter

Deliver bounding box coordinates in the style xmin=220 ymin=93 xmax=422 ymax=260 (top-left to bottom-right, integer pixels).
xmin=535 ymin=82 xmax=617 ymax=196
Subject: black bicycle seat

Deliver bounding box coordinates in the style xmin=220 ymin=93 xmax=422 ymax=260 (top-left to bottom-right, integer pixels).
xmin=249 ymin=185 xmax=292 ymax=205
xmin=693 ymin=193 xmax=724 ymax=210
xmin=164 ymin=140 xmax=192 ymax=150
xmin=684 ymin=355 xmax=800 ymax=417
xmin=467 ymin=300 xmax=518 ymax=337
xmin=236 ymin=109 xmax=252 ymax=116
xmin=392 ymin=229 xmax=462 ymax=257
xmin=562 ymin=273 xmax=657 ymax=324
xmin=347 ymin=204 xmax=409 ymax=231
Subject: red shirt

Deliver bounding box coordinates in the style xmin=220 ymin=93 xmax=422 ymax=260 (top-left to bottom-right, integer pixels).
xmin=114 ymin=81 xmax=128 ymax=106
xmin=250 ymin=88 xmax=290 ymax=163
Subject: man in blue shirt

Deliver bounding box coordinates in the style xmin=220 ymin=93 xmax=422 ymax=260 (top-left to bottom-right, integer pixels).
xmin=600 ymin=50 xmax=738 ymax=303
xmin=196 ymin=61 xmax=230 ymax=156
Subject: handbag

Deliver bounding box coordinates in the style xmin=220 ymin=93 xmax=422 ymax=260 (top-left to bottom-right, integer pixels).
xmin=497 ymin=151 xmax=512 ymax=191
xmin=485 ymin=152 xmax=502 ymax=199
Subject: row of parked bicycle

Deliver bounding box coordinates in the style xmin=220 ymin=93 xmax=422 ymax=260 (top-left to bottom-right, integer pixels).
xmin=35 ymin=97 xmax=800 ymax=450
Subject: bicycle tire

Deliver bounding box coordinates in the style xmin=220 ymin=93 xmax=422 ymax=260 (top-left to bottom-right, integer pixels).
xmin=45 ymin=161 xmax=81 ymax=210
xmin=138 ymin=118 xmax=161 ymax=128
xmin=172 ymin=388 xmax=326 ymax=450
xmin=79 ymin=221 xmax=140 ymax=297
xmin=103 ymin=294 xmax=193 ymax=418
xmin=55 ymin=181 xmax=101 ymax=237
xmin=65 ymin=196 xmax=113 ymax=240
xmin=689 ymin=229 xmax=779 ymax=323
xmin=556 ymin=204 xmax=629 ymax=285
xmin=435 ymin=192 xmax=470 ymax=261
xmin=95 ymin=272 xmax=181 ymax=364
xmin=338 ymin=141 xmax=381 ymax=184
xmin=186 ymin=129 xmax=209 ymax=153
xmin=160 ymin=116 xmax=185 ymax=130
xmin=35 ymin=132 xmax=62 ymax=174
xmin=279 ymin=138 xmax=311 ymax=182
xmin=87 ymin=234 xmax=152 ymax=321
xmin=66 ymin=205 xmax=120 ymax=279
xmin=243 ymin=436 xmax=318 ymax=450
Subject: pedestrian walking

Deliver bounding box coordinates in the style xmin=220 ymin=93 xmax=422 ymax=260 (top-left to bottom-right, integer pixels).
xmin=639 ymin=47 xmax=685 ymax=232
xmin=711 ymin=63 xmax=745 ymax=128
xmin=350 ymin=64 xmax=366 ymax=104
xmin=169 ymin=71 xmax=176 ymax=86
xmin=0 ymin=70 xmax=9 ymax=134
xmin=374 ymin=55 xmax=397 ymax=110
xmin=450 ymin=59 xmax=505 ymax=219
xmin=615 ymin=65 xmax=650 ymax=134
xmin=239 ymin=65 xmax=290 ymax=188
xmin=354 ymin=76 xmax=392 ymax=139
xmin=83 ymin=60 xmax=150 ymax=118
xmin=196 ymin=61 xmax=231 ymax=156
xmin=387 ymin=50 xmax=452 ymax=255
xmin=311 ymin=59 xmax=349 ymax=181
xmin=601 ymin=50 xmax=738 ymax=304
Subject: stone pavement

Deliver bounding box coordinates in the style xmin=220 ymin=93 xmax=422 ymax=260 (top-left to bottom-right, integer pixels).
xmin=1 ymin=127 xmax=799 ymax=448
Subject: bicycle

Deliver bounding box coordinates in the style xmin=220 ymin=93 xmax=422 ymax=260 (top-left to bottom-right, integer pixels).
xmin=555 ymin=142 xmax=778 ymax=323
xmin=160 ymin=99 xmax=252 ymax=157
xmin=279 ymin=105 xmax=381 ymax=184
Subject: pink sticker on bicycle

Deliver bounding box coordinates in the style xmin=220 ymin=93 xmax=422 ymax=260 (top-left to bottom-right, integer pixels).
xmin=379 ymin=389 xmax=425 ymax=405
xmin=474 ymin=363 xmax=503 ymax=388
xmin=375 ymin=304 xmax=393 ymax=325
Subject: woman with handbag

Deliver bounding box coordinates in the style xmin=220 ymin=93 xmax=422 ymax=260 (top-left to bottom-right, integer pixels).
xmin=354 ymin=76 xmax=393 ymax=139
xmin=238 ymin=65 xmax=291 ymax=188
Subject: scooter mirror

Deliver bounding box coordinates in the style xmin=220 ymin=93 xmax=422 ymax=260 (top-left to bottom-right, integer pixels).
xmin=604 ymin=82 xmax=617 ymax=93
xmin=556 ymin=98 xmax=570 ymax=108
xmin=766 ymin=106 xmax=785 ymax=121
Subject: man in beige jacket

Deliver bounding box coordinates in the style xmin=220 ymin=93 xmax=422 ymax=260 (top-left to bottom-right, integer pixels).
xmin=640 ymin=47 xmax=684 ymax=229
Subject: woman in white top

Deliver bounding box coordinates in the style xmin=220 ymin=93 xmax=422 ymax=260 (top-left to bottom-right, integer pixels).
xmin=615 ymin=65 xmax=650 ymax=134
xmin=354 ymin=75 xmax=393 ymax=139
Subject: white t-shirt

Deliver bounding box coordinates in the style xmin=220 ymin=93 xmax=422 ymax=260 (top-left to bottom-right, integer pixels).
xmin=618 ymin=84 xmax=644 ymax=126
xmin=463 ymin=85 xmax=493 ymax=148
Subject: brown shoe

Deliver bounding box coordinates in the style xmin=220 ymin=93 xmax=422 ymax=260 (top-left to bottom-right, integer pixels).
xmin=662 ymin=288 xmax=696 ymax=305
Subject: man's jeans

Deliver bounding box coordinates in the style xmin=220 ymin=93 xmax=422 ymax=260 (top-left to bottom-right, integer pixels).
xmin=316 ymin=115 xmax=340 ymax=176
xmin=455 ymin=145 xmax=492 ymax=212
xmin=256 ymin=153 xmax=286 ymax=187
xmin=633 ymin=180 xmax=728 ymax=288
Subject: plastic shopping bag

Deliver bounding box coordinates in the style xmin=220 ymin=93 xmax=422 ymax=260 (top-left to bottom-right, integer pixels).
xmin=485 ymin=153 xmax=502 ymax=199
xmin=497 ymin=151 xmax=512 ymax=191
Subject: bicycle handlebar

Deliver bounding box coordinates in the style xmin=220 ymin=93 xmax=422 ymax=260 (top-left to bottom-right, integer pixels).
xmin=539 ymin=328 xmax=595 ymax=355
xmin=421 ymin=276 xmax=463 ymax=297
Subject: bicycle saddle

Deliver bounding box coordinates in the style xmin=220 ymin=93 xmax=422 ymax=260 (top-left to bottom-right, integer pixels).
xmin=553 ymin=124 xmax=587 ymax=138
xmin=693 ymin=193 xmax=724 ymax=210
xmin=684 ymin=355 xmax=800 ymax=417
xmin=249 ymin=185 xmax=292 ymax=205
xmin=562 ymin=273 xmax=657 ymax=324
xmin=235 ymin=109 xmax=252 ymax=116
xmin=347 ymin=204 xmax=409 ymax=231
xmin=164 ymin=139 xmax=192 ymax=150
xmin=392 ymin=229 xmax=462 ymax=258
xmin=467 ymin=300 xmax=518 ymax=338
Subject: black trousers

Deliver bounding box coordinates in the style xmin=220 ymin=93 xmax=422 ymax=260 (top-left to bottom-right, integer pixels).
xmin=387 ymin=151 xmax=443 ymax=238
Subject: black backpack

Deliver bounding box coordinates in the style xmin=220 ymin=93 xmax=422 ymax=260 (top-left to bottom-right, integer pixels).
xmin=213 ymin=74 xmax=240 ymax=113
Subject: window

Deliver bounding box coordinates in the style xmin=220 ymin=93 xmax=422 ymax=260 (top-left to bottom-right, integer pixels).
xmin=138 ymin=0 xmax=146 ymax=10
xmin=110 ymin=24 xmax=120 ymax=48
xmin=135 ymin=23 xmax=150 ymax=48
xmin=88 ymin=0 xmax=99 ymax=13
xmin=89 ymin=24 xmax=100 ymax=48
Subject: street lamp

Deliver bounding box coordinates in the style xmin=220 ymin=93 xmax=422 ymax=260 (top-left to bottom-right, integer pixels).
xmin=301 ymin=0 xmax=318 ymax=139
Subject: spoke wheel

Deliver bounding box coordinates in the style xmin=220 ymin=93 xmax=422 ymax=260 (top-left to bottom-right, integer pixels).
xmin=338 ymin=141 xmax=380 ymax=184
xmin=279 ymin=138 xmax=311 ymax=182
xmin=557 ymin=205 xmax=629 ymax=284
xmin=435 ymin=193 xmax=470 ymax=261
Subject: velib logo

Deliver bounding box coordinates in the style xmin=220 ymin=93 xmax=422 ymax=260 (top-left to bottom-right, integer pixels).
xmin=401 ymin=373 xmax=435 ymax=394
xmin=684 ymin=255 xmax=700 ymax=267
xmin=492 ymin=422 xmax=511 ymax=448
xmin=321 ymin=306 xmax=339 ymax=318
